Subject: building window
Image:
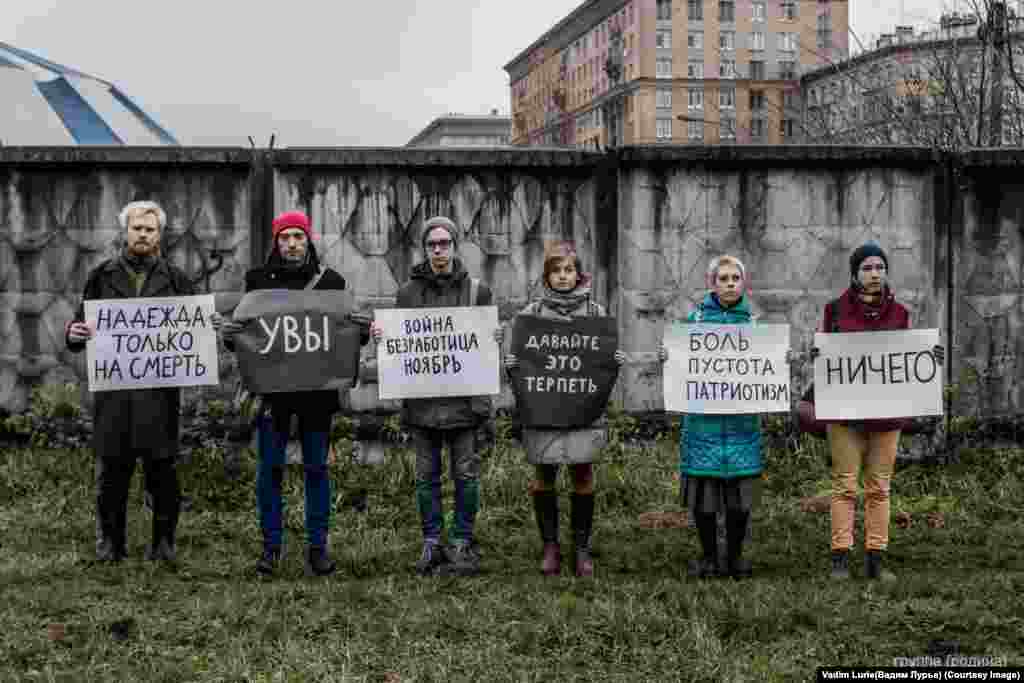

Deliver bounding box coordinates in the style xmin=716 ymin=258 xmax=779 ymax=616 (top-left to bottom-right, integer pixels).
xmin=720 ymin=60 xmax=736 ymax=78
xmin=720 ymin=116 xmax=736 ymax=140
xmin=751 ymin=32 xmax=765 ymax=51
xmin=688 ymin=31 xmax=703 ymax=49
xmin=719 ymin=87 xmax=736 ymax=109
xmin=688 ymin=120 xmax=704 ymax=140
xmin=720 ymin=31 xmax=735 ymax=50
xmin=688 ymin=0 xmax=703 ymax=21
xmin=781 ymin=0 xmax=797 ymax=19
xmin=656 ymin=58 xmax=673 ymax=78
xmin=750 ymin=90 xmax=765 ymax=110
xmin=750 ymin=60 xmax=765 ymax=80
xmin=688 ymin=60 xmax=703 ymax=78
xmin=657 ymin=0 xmax=672 ymax=20
xmin=784 ymin=88 xmax=798 ymax=109
xmin=778 ymin=33 xmax=797 ymax=52
xmin=656 ymin=118 xmax=673 ymax=140
xmin=688 ymin=87 xmax=704 ymax=109
xmin=817 ymin=13 xmax=833 ymax=49
xmin=780 ymin=118 xmax=795 ymax=138
xmin=657 ymin=89 xmax=673 ymax=108
xmin=752 ymin=1 xmax=765 ymax=21
xmin=720 ymin=0 xmax=735 ymax=22
xmin=751 ymin=118 xmax=767 ymax=139
xmin=779 ymin=60 xmax=797 ymax=79
xmin=656 ymin=29 xmax=672 ymax=48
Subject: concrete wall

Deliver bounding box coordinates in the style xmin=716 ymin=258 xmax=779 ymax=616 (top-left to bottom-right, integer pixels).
xmin=0 ymin=145 xmax=1020 ymax=421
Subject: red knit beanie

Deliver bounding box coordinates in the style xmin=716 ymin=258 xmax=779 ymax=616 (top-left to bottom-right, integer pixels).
xmin=272 ymin=211 xmax=312 ymax=240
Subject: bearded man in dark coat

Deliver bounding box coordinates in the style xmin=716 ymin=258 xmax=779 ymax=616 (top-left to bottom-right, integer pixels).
xmin=66 ymin=200 xmax=194 ymax=564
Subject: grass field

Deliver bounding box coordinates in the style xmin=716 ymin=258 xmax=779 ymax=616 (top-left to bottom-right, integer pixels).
xmin=1 ymin=428 xmax=1021 ymax=682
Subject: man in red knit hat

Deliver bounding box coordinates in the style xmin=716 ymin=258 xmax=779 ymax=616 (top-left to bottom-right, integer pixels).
xmin=217 ymin=210 xmax=367 ymax=577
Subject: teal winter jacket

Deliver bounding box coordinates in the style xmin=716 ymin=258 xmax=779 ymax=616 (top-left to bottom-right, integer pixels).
xmin=679 ymin=293 xmax=763 ymax=479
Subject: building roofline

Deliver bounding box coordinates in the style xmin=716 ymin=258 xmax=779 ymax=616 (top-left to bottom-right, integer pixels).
xmin=802 ymin=25 xmax=1024 ymax=83
xmin=503 ymin=0 xmax=627 ymax=81
xmin=407 ymin=115 xmax=511 ymax=147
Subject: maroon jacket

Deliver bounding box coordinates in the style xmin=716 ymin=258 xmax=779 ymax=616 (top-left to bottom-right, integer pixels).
xmin=821 ymin=286 xmax=911 ymax=432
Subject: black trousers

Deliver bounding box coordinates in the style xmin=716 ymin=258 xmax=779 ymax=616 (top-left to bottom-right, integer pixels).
xmin=96 ymin=451 xmax=180 ymax=553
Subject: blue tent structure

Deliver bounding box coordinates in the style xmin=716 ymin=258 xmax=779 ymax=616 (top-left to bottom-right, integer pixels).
xmin=0 ymin=42 xmax=179 ymax=145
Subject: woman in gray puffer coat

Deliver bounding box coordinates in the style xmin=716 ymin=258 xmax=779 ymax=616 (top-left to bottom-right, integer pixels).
xmin=504 ymin=241 xmax=626 ymax=577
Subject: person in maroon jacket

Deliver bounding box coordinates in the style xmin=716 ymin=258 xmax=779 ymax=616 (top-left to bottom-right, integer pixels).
xmin=811 ymin=241 xmax=944 ymax=581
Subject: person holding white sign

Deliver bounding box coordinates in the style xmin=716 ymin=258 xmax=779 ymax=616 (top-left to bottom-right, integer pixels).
xmin=504 ymin=241 xmax=626 ymax=578
xmin=370 ymin=216 xmax=502 ymax=577
xmin=65 ymin=201 xmax=195 ymax=565
xmin=659 ymin=255 xmax=774 ymax=579
xmin=809 ymin=241 xmax=945 ymax=581
xmin=217 ymin=211 xmax=368 ymax=577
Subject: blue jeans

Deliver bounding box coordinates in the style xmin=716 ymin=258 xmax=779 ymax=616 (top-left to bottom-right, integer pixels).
xmin=256 ymin=414 xmax=332 ymax=549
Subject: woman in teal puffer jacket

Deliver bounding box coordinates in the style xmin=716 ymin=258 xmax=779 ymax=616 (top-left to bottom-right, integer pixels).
xmin=660 ymin=254 xmax=766 ymax=579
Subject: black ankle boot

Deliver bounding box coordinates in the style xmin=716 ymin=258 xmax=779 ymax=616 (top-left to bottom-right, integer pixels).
xmin=830 ymin=550 xmax=850 ymax=580
xmin=864 ymin=550 xmax=896 ymax=581
xmin=305 ymin=546 xmax=337 ymax=577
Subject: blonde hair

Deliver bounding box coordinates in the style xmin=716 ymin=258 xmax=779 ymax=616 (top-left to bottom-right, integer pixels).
xmin=706 ymin=254 xmax=746 ymax=288
xmin=118 ymin=201 xmax=167 ymax=231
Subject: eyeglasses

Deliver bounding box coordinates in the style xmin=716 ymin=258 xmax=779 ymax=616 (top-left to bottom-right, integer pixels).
xmin=426 ymin=239 xmax=453 ymax=251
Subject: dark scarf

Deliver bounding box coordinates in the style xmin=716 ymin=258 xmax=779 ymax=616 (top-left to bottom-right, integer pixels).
xmin=265 ymin=243 xmax=320 ymax=284
xmin=120 ymin=249 xmax=159 ymax=274
xmin=540 ymin=274 xmax=593 ymax=317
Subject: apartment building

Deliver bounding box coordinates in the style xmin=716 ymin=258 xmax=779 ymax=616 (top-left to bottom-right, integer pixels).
xmin=407 ymin=110 xmax=512 ymax=147
xmin=504 ymin=0 xmax=848 ymax=147
xmin=801 ymin=6 xmax=1024 ymax=146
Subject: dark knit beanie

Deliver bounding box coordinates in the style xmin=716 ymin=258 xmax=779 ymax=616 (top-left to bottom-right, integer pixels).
xmin=849 ymin=240 xmax=889 ymax=277
xmin=422 ymin=216 xmax=458 ymax=251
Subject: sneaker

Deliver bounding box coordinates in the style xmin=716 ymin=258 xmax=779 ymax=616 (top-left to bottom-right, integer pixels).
xmin=255 ymin=547 xmax=281 ymax=575
xmin=864 ymin=550 xmax=896 ymax=582
xmin=442 ymin=540 xmax=481 ymax=577
xmin=414 ymin=541 xmax=448 ymax=576
xmin=831 ymin=550 xmax=851 ymax=580
xmin=304 ymin=546 xmax=337 ymax=577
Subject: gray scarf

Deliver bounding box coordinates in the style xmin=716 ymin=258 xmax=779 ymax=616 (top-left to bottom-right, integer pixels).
xmin=539 ymin=275 xmax=593 ymax=317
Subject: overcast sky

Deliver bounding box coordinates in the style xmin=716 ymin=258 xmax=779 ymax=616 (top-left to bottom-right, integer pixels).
xmin=4 ymin=0 xmax=977 ymax=147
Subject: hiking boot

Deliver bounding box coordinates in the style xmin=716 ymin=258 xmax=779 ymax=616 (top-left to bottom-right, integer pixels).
xmin=144 ymin=538 xmax=177 ymax=565
xmin=443 ymin=540 xmax=481 ymax=577
xmin=255 ymin=547 xmax=281 ymax=575
xmin=305 ymin=546 xmax=337 ymax=577
xmin=831 ymin=550 xmax=851 ymax=580
xmin=687 ymin=557 xmax=720 ymax=578
xmin=864 ymin=550 xmax=896 ymax=582
xmin=414 ymin=541 xmax=448 ymax=576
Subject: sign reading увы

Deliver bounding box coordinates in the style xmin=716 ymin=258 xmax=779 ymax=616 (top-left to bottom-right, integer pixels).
xmin=511 ymin=315 xmax=619 ymax=429
xmin=376 ymin=306 xmax=500 ymax=400
xmin=85 ymin=295 xmax=219 ymax=391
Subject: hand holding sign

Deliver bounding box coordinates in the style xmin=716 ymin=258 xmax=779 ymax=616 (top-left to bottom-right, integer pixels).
xmin=68 ymin=321 xmax=94 ymax=343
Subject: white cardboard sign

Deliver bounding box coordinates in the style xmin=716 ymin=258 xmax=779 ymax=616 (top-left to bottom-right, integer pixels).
xmin=85 ymin=295 xmax=220 ymax=391
xmin=375 ymin=306 xmax=500 ymax=400
xmin=813 ymin=328 xmax=943 ymax=419
xmin=663 ymin=322 xmax=791 ymax=414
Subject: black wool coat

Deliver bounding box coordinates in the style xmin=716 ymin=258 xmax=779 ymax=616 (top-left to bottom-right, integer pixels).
xmin=225 ymin=254 xmax=368 ymax=432
xmin=67 ymin=257 xmax=196 ymax=460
